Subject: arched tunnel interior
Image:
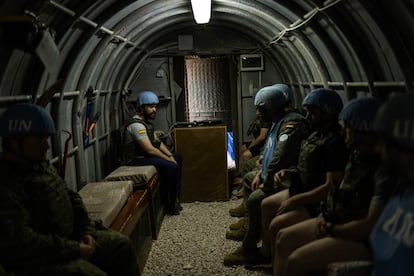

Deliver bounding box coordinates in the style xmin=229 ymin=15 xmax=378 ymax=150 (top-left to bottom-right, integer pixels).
xmin=0 ymin=0 xmax=414 ymax=275
xmin=0 ymin=0 xmax=413 ymax=191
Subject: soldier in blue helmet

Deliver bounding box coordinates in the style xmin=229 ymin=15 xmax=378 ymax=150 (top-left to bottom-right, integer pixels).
xmin=273 ymin=83 xmax=293 ymax=105
xmin=255 ymin=88 xmax=348 ymax=271
xmin=224 ymin=85 xmax=309 ymax=266
xmin=273 ymin=97 xmax=395 ymax=275
xmin=120 ymin=91 xmax=182 ymax=215
xmin=0 ymin=103 xmax=138 ymax=276
xmin=236 ymin=89 xmax=272 ymax=185
xmin=370 ymin=93 xmax=414 ymax=276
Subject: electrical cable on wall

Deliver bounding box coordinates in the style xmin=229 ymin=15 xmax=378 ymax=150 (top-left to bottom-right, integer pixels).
xmin=263 ymin=0 xmax=343 ymax=48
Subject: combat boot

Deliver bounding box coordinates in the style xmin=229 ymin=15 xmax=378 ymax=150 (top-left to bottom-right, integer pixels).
xmin=223 ymin=247 xmax=258 ymax=266
xmin=229 ymin=201 xmax=246 ymax=217
xmin=244 ymin=247 xmax=272 ymax=270
xmin=223 ymin=247 xmax=248 ymax=266
xmin=229 ymin=217 xmax=248 ymax=230
xmin=226 ymin=225 xmax=247 ymax=241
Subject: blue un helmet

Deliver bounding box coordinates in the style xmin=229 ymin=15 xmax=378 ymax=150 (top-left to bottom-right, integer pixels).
xmin=374 ymin=93 xmax=414 ymax=150
xmin=339 ymin=97 xmax=382 ymax=132
xmin=0 ymin=102 xmax=56 ymax=137
xmin=302 ymin=88 xmax=343 ymax=114
xmin=137 ymin=91 xmax=159 ymax=107
xmin=272 ymin=83 xmax=293 ymax=103
xmin=254 ymin=85 xmax=287 ymax=115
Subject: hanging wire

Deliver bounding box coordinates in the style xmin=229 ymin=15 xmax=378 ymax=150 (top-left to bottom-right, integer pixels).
xmin=264 ymin=0 xmax=343 ymax=48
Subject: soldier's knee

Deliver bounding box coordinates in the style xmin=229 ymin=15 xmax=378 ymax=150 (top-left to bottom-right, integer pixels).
xmin=275 ymin=227 xmax=294 ymax=253
xmin=246 ymin=191 xmax=264 ymax=209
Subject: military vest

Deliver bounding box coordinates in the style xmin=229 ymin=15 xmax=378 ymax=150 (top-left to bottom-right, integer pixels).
xmin=119 ymin=117 xmax=160 ymax=164
xmin=290 ymin=126 xmax=341 ymax=195
xmin=324 ymin=150 xmax=380 ymax=224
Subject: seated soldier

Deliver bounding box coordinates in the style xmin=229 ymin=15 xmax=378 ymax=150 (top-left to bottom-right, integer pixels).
xmin=370 ymin=93 xmax=414 ymax=276
xmin=229 ymin=84 xmax=297 ymax=215
xmin=239 ymin=107 xmax=270 ymax=172
xmin=0 ymin=103 xmax=138 ymax=276
xmin=233 ymin=83 xmax=294 ymax=194
xmin=273 ymin=97 xmax=395 ymax=276
xmin=224 ymin=84 xmax=309 ymax=266
xmin=232 ymin=91 xmax=270 ymax=195
xmin=256 ymin=88 xmax=347 ymax=269
xmin=120 ymin=91 xmax=182 ymax=215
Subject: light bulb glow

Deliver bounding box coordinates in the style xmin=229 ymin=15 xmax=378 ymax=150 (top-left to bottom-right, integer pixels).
xmin=191 ymin=0 xmax=211 ymax=24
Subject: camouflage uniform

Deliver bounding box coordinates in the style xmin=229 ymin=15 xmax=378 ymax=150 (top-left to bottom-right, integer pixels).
xmin=242 ymin=112 xmax=310 ymax=249
xmin=0 ymin=159 xmax=138 ymax=276
xmin=272 ymin=153 xmax=393 ymax=275
xmin=323 ymin=150 xmax=383 ymax=224
xmin=288 ymin=124 xmax=346 ymax=217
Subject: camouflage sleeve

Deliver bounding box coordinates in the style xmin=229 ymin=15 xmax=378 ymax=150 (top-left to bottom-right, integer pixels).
xmin=263 ymin=116 xmax=309 ymax=189
xmin=47 ymin=162 xmax=96 ymax=238
xmin=260 ymin=118 xmax=272 ymax=129
xmin=67 ymin=189 xmax=97 ymax=238
xmin=0 ymin=183 xmax=80 ymax=266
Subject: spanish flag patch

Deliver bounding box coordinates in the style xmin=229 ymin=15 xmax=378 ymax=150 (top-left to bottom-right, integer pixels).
xmin=285 ymin=124 xmax=295 ymax=128
xmin=138 ymin=129 xmax=147 ymax=134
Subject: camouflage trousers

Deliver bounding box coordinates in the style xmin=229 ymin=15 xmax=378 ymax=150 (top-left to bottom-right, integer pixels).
xmin=242 ymin=173 xmax=276 ymax=250
xmin=12 ymin=229 xmax=139 ymax=276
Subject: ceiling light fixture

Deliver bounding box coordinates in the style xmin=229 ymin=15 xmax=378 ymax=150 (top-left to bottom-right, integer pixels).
xmin=190 ymin=0 xmax=211 ymax=24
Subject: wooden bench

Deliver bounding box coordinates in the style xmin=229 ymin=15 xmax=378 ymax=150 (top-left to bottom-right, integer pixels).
xmin=79 ymin=180 xmax=152 ymax=274
xmin=104 ymin=165 xmax=164 ymax=240
xmin=79 ymin=181 xmax=134 ymax=227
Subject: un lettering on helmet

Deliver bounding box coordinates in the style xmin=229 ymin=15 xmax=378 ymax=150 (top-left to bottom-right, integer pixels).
xmin=374 ymin=92 xmax=414 ymax=150
xmin=8 ymin=120 xmax=33 ymax=132
xmin=393 ymin=119 xmax=414 ymax=142
xmin=0 ymin=103 xmax=55 ymax=137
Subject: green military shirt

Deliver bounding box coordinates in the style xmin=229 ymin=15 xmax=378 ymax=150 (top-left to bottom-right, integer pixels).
xmin=0 ymin=159 xmax=95 ymax=269
xmin=324 ymin=150 xmax=382 ymax=224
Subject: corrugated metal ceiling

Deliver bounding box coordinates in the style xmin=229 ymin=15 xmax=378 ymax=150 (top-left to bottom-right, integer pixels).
xmin=0 ymin=0 xmax=413 ymax=94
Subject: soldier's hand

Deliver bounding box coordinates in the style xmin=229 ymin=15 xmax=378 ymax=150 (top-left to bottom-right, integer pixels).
xmin=315 ymin=216 xmax=327 ymax=238
xmin=79 ymin=234 xmax=96 ymax=260
xmin=81 ymin=234 xmax=96 ymax=247
xmin=79 ymin=243 xmax=95 ymax=260
xmin=273 ymin=169 xmax=289 ymax=187
xmin=169 ymin=156 xmax=178 ymax=165
xmin=255 ymin=155 xmax=263 ymax=167
xmin=250 ymin=177 xmax=260 ymax=191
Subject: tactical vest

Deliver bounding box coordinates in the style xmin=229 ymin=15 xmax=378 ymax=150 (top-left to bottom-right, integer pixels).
xmin=18 ymin=161 xmax=75 ymax=237
xmin=119 ymin=117 xmax=160 ymax=164
xmin=290 ymin=126 xmax=341 ymax=195
xmin=324 ymin=150 xmax=379 ymax=224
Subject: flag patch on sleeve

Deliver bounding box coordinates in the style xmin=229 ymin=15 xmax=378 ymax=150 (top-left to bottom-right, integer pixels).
xmin=138 ymin=129 xmax=147 ymax=134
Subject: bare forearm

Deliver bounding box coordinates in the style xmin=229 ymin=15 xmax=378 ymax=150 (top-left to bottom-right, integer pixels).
xmin=330 ymin=205 xmax=382 ymax=241
xmin=159 ymin=143 xmax=173 ymax=157
xmin=290 ymin=184 xmax=329 ymax=206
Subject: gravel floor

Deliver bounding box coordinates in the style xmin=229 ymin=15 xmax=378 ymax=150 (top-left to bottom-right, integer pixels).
xmin=142 ymin=199 xmax=271 ymax=276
